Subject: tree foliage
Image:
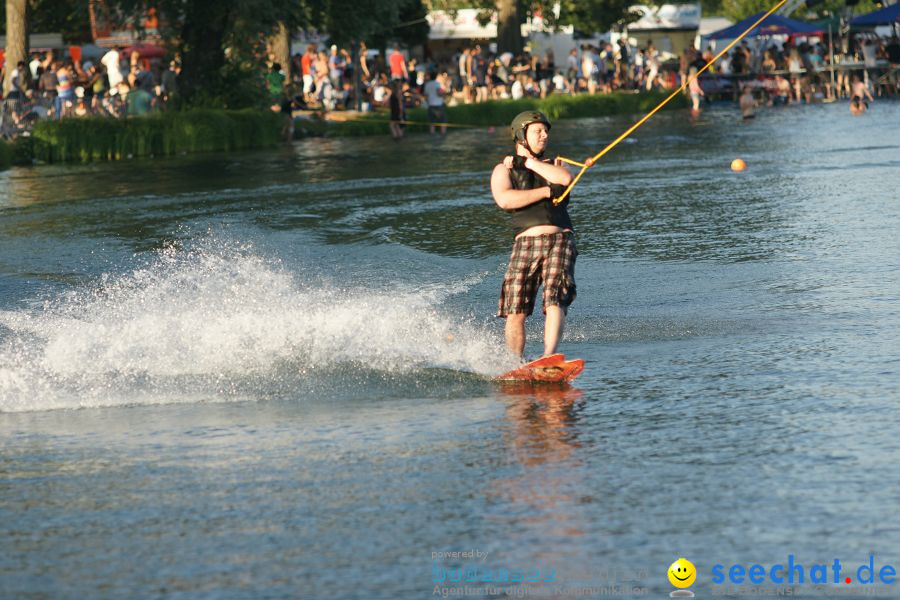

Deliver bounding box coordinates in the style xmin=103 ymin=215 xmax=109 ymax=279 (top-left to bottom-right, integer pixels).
xmin=94 ymin=0 xmax=426 ymax=108
xmin=0 ymin=0 xmax=91 ymax=43
xmin=395 ymin=0 xmax=430 ymax=49
xmin=701 ymin=0 xmax=725 ymax=17
xmin=559 ymin=0 xmax=642 ymax=34
xmin=720 ymin=0 xmax=779 ymax=21
xmin=719 ymin=0 xmax=880 ymax=22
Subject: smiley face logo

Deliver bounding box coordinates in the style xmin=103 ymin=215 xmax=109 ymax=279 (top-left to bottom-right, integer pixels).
xmin=668 ymin=558 xmax=697 ymax=588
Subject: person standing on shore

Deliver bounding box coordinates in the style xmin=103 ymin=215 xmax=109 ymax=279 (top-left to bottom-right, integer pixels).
xmin=100 ymin=47 xmax=123 ymax=91
xmin=301 ymin=44 xmax=316 ymax=104
xmin=389 ymin=45 xmax=407 ymax=82
xmin=491 ymin=111 xmax=580 ymax=359
xmin=358 ymin=42 xmax=371 ymax=83
xmin=328 ymin=45 xmax=346 ymax=92
xmin=423 ymin=71 xmax=447 ymax=135
xmin=645 ymin=43 xmax=659 ymax=91
xmin=388 ymin=81 xmax=405 ymax=139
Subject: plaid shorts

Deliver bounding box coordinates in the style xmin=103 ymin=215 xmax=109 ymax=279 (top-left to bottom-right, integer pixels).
xmin=498 ymin=232 xmax=577 ymax=317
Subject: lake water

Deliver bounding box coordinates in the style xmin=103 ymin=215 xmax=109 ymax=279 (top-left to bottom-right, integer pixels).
xmin=1 ymin=101 xmax=899 ymax=599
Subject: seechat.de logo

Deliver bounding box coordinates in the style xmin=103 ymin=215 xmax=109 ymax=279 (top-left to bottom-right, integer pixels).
xmin=711 ymin=555 xmax=896 ymax=585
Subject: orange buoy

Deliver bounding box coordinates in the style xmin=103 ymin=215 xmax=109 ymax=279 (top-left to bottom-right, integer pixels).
xmin=731 ymin=158 xmax=747 ymax=172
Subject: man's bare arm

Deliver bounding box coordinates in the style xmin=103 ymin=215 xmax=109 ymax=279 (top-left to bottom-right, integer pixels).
xmin=491 ymin=164 xmax=551 ymax=210
xmin=523 ymin=157 xmax=573 ymax=186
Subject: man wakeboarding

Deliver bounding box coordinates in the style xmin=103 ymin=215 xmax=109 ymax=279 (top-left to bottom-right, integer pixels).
xmin=491 ymin=111 xmax=579 ymax=360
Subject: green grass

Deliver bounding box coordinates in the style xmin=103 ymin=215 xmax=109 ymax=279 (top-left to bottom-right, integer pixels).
xmin=9 ymin=92 xmax=688 ymax=165
xmin=27 ymin=109 xmax=283 ymax=163
xmin=0 ymin=138 xmax=11 ymax=170
xmin=304 ymin=91 xmax=688 ymax=137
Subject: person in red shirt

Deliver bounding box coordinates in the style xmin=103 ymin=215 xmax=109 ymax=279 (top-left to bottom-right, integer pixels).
xmin=389 ymin=45 xmax=408 ymax=82
xmin=301 ymin=44 xmax=316 ymax=99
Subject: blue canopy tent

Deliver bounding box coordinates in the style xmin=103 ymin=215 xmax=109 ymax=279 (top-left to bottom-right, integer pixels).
xmin=850 ymin=3 xmax=900 ymax=27
xmin=707 ymin=12 xmax=823 ymax=39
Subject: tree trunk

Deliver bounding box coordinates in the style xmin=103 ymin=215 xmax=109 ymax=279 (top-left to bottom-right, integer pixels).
xmin=3 ymin=0 xmax=27 ymax=96
xmin=496 ymin=0 xmax=523 ymax=55
xmin=176 ymin=0 xmax=231 ymax=105
xmin=270 ymin=22 xmax=290 ymax=81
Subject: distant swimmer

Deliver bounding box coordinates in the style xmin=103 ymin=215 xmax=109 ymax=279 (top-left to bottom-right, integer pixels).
xmin=688 ymin=66 xmax=704 ymax=113
xmin=772 ymin=74 xmax=791 ymax=106
xmin=491 ymin=111 xmax=579 ymax=359
xmin=739 ymin=85 xmax=758 ymax=119
xmin=849 ymin=74 xmax=873 ymax=116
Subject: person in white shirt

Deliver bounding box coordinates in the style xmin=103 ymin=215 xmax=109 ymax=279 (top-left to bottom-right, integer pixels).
xmin=510 ymin=78 xmax=524 ymax=99
xmin=645 ymin=43 xmax=659 ymax=91
xmin=8 ymin=61 xmax=28 ymax=97
xmin=552 ymin=71 xmax=567 ymax=93
xmin=101 ymin=47 xmax=124 ymax=89
xmin=581 ymin=47 xmax=596 ymax=93
xmin=719 ymin=54 xmax=732 ymax=76
xmin=29 ymin=55 xmax=41 ymax=80
xmin=371 ymin=75 xmax=389 ymax=106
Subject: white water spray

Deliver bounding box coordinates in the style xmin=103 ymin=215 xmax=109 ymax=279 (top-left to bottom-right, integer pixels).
xmin=0 ymin=240 xmax=508 ymax=412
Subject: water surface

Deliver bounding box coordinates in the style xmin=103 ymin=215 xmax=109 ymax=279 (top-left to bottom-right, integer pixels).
xmin=2 ymin=101 xmax=899 ymax=599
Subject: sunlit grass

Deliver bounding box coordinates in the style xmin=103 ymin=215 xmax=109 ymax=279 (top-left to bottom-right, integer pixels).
xmin=309 ymin=90 xmax=688 ymax=137
xmin=27 ymin=109 xmax=282 ymax=163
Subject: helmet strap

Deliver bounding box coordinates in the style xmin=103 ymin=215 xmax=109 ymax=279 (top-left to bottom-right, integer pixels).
xmin=517 ymin=139 xmax=544 ymax=159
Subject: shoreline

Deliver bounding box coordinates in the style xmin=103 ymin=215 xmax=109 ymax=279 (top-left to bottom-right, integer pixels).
xmin=1 ymin=108 xmax=283 ymax=168
xmin=294 ymin=91 xmax=688 ymax=138
xmin=1 ymin=92 xmax=686 ymax=169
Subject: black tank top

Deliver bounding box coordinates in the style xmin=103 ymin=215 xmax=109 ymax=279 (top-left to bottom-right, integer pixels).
xmin=506 ymin=161 xmax=574 ymax=236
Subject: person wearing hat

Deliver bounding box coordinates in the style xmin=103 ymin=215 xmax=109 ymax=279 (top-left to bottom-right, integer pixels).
xmin=491 ymin=110 xmax=585 ymax=359
xmin=328 ymin=45 xmax=346 ymax=91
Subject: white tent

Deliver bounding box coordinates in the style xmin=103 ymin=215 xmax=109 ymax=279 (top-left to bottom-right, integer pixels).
xmin=628 ymin=4 xmax=701 ymax=31
xmin=625 ymin=4 xmax=702 ymax=59
xmin=427 ymin=9 xmax=497 ymax=40
xmin=0 ymin=33 xmax=64 ymax=50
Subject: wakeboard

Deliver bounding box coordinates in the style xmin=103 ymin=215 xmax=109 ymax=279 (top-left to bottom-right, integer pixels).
xmin=494 ymin=353 xmax=584 ymax=384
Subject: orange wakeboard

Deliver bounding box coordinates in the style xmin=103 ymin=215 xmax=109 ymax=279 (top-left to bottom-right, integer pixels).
xmin=494 ymin=353 xmax=585 ymax=384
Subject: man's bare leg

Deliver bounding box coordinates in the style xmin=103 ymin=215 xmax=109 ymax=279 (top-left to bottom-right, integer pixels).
xmin=505 ymin=313 xmax=526 ymax=358
xmin=543 ymin=305 xmax=566 ymax=356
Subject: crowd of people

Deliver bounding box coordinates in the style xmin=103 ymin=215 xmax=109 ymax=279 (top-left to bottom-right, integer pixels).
xmin=1 ymin=47 xmax=181 ymax=138
xmin=3 ymin=31 xmax=896 ymax=140
xmin=266 ymin=40 xmax=687 ymax=139
xmin=685 ymin=34 xmax=899 ymax=112
xmin=271 ymin=39 xmax=678 ymax=117
xmin=270 ymin=34 xmax=898 ymax=124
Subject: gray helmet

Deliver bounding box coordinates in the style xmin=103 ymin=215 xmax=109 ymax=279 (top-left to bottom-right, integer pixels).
xmin=510 ymin=110 xmax=551 ymax=143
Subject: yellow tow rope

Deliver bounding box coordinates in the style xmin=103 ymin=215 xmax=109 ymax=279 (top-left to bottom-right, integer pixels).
xmin=552 ymin=0 xmax=788 ymax=205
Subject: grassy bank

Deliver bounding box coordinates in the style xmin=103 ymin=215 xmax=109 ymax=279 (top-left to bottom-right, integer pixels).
xmin=298 ymin=91 xmax=689 ymax=138
xmin=19 ymin=109 xmax=282 ymax=164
